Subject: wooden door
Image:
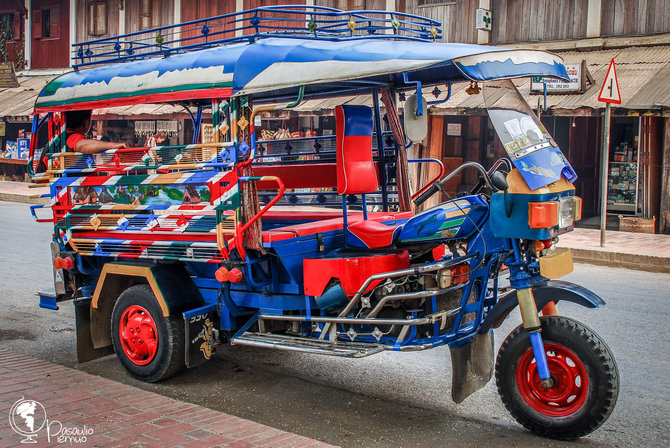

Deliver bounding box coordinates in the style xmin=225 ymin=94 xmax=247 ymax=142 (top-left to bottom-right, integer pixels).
xmin=568 ymin=116 xmax=601 ymax=218
xmin=543 ymin=115 xmax=601 ymax=218
xmin=31 ymin=0 xmax=69 ymax=68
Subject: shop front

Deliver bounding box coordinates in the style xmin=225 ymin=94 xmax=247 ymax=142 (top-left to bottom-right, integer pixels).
xmin=424 ymin=45 xmax=670 ymax=234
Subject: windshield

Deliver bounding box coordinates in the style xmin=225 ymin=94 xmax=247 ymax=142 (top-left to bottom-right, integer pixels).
xmin=484 ymin=80 xmax=577 ymax=190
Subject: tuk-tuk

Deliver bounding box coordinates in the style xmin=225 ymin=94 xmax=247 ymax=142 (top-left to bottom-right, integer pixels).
xmin=29 ymin=6 xmax=618 ymax=440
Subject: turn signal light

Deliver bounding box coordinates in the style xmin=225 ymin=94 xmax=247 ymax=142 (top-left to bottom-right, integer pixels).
xmin=53 ymin=257 xmax=63 ymax=269
xmin=574 ymin=196 xmax=583 ymax=222
xmin=528 ymin=202 xmax=559 ymax=229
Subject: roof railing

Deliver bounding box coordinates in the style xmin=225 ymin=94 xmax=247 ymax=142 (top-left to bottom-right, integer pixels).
xmin=72 ymin=5 xmax=442 ymax=69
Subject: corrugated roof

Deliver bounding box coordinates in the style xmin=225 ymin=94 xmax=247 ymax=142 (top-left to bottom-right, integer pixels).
xmin=0 ymin=75 xmax=52 ymax=118
xmin=431 ymin=45 xmax=670 ymax=113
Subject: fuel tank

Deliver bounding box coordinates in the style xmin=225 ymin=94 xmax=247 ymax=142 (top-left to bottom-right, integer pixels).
xmin=397 ymin=195 xmax=489 ymax=244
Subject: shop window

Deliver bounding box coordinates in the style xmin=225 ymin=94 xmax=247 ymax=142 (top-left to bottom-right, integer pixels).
xmin=0 ymin=13 xmax=16 ymax=41
xmin=32 ymin=7 xmax=59 ymax=39
xmin=88 ymin=1 xmax=108 ymax=36
xmin=42 ymin=9 xmax=51 ymax=38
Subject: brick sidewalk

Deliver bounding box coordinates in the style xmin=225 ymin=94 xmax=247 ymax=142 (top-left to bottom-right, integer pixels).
xmin=0 ymin=350 xmax=338 ymax=448
xmin=556 ymin=228 xmax=670 ymax=273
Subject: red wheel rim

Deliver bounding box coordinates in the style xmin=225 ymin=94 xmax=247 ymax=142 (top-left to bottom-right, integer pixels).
xmin=118 ymin=305 xmax=158 ymax=366
xmin=516 ymin=343 xmax=588 ymax=417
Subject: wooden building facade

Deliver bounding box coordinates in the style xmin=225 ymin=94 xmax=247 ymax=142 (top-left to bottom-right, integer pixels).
xmin=3 ymin=0 xmax=670 ymax=231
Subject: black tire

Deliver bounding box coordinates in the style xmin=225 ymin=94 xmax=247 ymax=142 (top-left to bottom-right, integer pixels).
xmin=111 ymin=285 xmax=185 ymax=382
xmin=495 ymin=316 xmax=619 ymax=440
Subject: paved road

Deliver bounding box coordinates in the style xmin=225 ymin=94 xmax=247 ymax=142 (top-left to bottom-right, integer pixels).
xmin=2 ymin=200 xmax=669 ymax=447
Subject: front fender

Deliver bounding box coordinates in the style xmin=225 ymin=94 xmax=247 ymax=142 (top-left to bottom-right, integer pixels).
xmin=479 ymin=280 xmax=605 ymax=334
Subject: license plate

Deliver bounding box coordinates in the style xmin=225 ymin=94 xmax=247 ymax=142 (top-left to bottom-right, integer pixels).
xmin=539 ymin=249 xmax=573 ymax=279
xmin=185 ymin=311 xmax=217 ymax=368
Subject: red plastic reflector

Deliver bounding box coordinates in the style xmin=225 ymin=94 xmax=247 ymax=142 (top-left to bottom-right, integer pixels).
xmin=227 ymin=268 xmax=244 ymax=283
xmin=62 ymin=257 xmax=75 ymax=270
xmin=215 ymin=267 xmax=229 ymax=283
xmin=451 ymin=264 xmax=470 ymax=285
xmin=528 ymin=202 xmax=559 ymax=229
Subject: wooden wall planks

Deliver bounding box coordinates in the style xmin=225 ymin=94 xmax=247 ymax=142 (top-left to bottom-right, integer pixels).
xmin=602 ymin=0 xmax=670 ymax=37
xmin=491 ymin=0 xmax=588 ymax=44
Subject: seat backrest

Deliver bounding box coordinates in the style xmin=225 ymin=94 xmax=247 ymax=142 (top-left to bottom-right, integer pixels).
xmin=335 ymin=105 xmax=378 ymax=195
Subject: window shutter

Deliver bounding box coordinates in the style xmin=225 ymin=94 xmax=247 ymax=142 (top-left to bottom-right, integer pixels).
xmin=32 ymin=10 xmax=41 ymax=39
xmin=50 ymin=8 xmax=59 ymax=38
xmin=13 ymin=12 xmax=20 ymax=41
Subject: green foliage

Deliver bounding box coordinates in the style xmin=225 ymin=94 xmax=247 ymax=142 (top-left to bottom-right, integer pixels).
xmin=0 ymin=15 xmax=24 ymax=69
xmin=166 ymin=187 xmax=184 ymax=201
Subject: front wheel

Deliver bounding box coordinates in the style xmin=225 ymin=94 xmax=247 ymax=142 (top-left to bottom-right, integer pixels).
xmin=495 ymin=316 xmax=619 ymax=440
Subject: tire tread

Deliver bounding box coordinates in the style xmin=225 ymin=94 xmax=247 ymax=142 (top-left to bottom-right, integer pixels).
xmin=495 ymin=316 xmax=619 ymax=440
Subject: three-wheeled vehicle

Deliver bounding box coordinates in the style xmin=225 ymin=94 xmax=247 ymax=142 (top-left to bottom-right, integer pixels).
xmin=29 ymin=6 xmax=618 ymax=440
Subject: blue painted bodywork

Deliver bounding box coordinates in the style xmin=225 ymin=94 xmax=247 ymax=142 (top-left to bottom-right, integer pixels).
xmin=398 ymin=195 xmax=488 ymax=243
xmin=489 ymin=190 xmax=575 ymax=240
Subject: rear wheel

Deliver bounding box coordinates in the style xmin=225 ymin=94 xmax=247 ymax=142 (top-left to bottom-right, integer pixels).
xmin=111 ymin=285 xmax=184 ymax=382
xmin=496 ymin=316 xmax=618 ymax=440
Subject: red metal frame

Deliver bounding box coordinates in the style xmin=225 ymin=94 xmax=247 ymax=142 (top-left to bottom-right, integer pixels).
xmin=409 ymin=158 xmax=445 ymax=200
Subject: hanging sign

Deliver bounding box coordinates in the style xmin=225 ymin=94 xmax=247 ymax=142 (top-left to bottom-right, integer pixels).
xmin=598 ymin=58 xmax=621 ymax=104
xmin=531 ymin=62 xmax=585 ymax=94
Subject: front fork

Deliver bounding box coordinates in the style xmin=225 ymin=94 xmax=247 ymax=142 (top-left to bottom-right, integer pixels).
xmin=508 ymin=241 xmax=555 ymax=388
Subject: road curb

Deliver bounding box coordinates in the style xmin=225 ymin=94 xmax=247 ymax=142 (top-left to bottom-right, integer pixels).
xmin=556 ymin=247 xmax=670 ymax=274
xmin=0 ymin=192 xmax=49 ymax=205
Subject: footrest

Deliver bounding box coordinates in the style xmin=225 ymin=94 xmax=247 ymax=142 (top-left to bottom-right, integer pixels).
xmin=231 ymin=332 xmax=386 ymax=358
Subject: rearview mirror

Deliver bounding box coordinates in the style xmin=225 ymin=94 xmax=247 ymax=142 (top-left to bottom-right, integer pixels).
xmin=403 ymin=94 xmax=428 ymax=143
xmin=491 ymin=171 xmax=509 ymax=191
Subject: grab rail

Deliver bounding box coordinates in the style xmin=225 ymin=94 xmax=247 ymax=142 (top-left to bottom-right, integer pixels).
xmin=72 ymin=6 xmax=442 ymax=68
xmin=408 ymin=158 xmax=445 ymax=200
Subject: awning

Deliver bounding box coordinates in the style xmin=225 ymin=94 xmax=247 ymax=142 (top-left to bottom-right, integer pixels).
xmin=429 ymin=45 xmax=670 ymax=114
xmin=0 ymin=75 xmax=186 ymax=119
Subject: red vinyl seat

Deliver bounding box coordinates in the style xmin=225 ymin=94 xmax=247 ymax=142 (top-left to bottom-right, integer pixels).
xmin=335 ymin=105 xmax=400 ymax=249
xmin=347 ymin=219 xmax=402 ymax=249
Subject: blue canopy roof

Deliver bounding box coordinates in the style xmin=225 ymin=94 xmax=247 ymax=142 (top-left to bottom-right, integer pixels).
xmin=35 ymin=37 xmax=569 ymax=112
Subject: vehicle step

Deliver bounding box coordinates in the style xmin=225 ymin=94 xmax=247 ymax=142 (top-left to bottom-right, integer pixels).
xmin=230 ymin=332 xmax=386 ymax=358
xmin=38 ymin=288 xmax=59 ymax=310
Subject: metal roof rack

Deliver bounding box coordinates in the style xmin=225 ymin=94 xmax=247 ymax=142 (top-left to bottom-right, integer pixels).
xmin=72 ymin=5 xmax=442 ymax=69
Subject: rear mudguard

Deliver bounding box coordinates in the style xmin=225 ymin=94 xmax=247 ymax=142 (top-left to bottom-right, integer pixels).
xmin=479 ymin=279 xmax=605 ymax=334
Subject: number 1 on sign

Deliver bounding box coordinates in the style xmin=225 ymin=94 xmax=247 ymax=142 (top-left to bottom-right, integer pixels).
xmin=598 ymin=59 xmax=621 ymax=104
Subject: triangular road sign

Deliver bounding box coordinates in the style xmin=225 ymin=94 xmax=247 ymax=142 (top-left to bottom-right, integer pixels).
xmin=598 ymin=58 xmax=621 ymax=104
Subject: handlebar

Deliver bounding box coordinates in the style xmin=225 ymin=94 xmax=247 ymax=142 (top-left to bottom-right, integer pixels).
xmin=469 ymin=158 xmax=513 ymax=195
xmin=413 ymin=162 xmax=498 ymax=206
